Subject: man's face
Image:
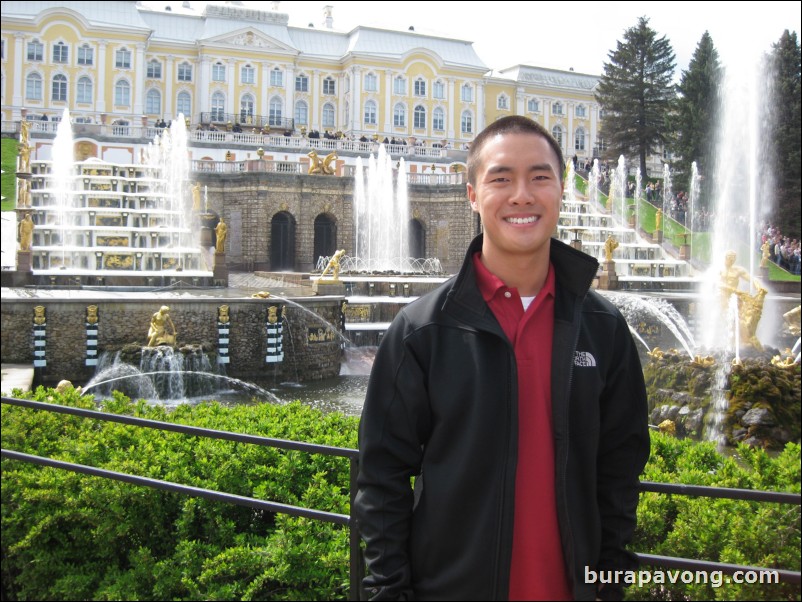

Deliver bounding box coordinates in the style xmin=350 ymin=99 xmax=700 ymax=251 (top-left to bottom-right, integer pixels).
xmin=467 ymin=132 xmax=563 ymax=265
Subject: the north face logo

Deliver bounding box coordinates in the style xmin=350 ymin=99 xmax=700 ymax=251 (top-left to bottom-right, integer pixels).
xmin=574 ymin=351 xmax=596 ymax=367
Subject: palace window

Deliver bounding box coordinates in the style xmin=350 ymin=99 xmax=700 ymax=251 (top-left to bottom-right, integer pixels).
xmin=270 ymin=67 xmax=283 ymax=87
xmin=77 ymin=44 xmax=93 ymax=66
xmin=461 ymin=84 xmax=473 ymax=103
xmin=575 ymin=104 xmax=587 ymax=118
xmin=147 ymin=60 xmax=162 ymax=79
xmin=393 ymin=103 xmax=406 ymax=127
xmin=414 ymin=78 xmax=427 ymax=97
xmin=27 ymin=40 xmax=43 ymax=62
xmin=322 ymin=102 xmax=335 ymax=128
xmin=52 ymin=42 xmax=68 ymax=64
xmin=269 ymin=96 xmax=283 ymax=126
xmin=176 ymin=92 xmax=191 ymax=118
xmin=146 ymin=89 xmax=161 ymax=115
xmin=364 ymin=72 xmax=377 ymax=92
xmin=115 ymin=48 xmax=131 ymax=69
xmin=575 ymin=127 xmax=586 ymax=151
xmin=528 ymin=98 xmax=539 ymax=113
xmin=77 ymin=77 xmax=93 ymax=104
xmin=211 ymin=92 xmax=225 ymax=121
xmin=114 ymin=80 xmax=130 ymax=106
xmin=241 ymin=64 xmax=255 ymax=84
xmin=393 ymin=76 xmax=406 ymax=95
xmin=433 ymin=80 xmax=445 ymax=99
xmin=25 ymin=73 xmax=43 ymax=100
xmin=295 ymin=74 xmax=309 ymax=92
xmin=413 ymin=105 xmax=426 ymax=129
xmin=212 ymin=62 xmax=226 ymax=82
xmin=364 ymin=100 xmax=377 ymax=125
xmin=52 ymin=74 xmax=67 ymax=101
xmin=177 ymin=62 xmax=193 ymax=82
xmin=294 ymin=100 xmax=308 ymax=126
xmin=323 ymin=76 xmax=336 ymax=95
xmin=498 ymin=94 xmax=509 ymax=110
xmin=552 ymin=125 xmax=564 ymax=149
xmin=433 ymin=107 xmax=444 ymax=131
xmin=552 ymin=101 xmax=563 ymax=116
xmin=461 ymin=110 xmax=473 ymax=134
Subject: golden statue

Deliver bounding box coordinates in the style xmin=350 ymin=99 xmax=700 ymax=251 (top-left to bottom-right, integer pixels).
xmin=719 ymin=250 xmax=767 ymax=350
xmin=320 ymin=249 xmax=346 ymax=281
xmin=86 ymin=305 xmax=99 ymax=325
xmin=218 ymin=305 xmax=230 ymax=324
xmin=20 ymin=120 xmax=31 ymax=146
xmin=251 ymin=291 xmax=272 ymax=298
xmin=192 ymin=182 xmax=202 ymax=211
xmin=760 ymin=240 xmax=771 ymax=268
xmin=18 ymin=178 xmax=31 ymax=208
xmin=18 ymin=212 xmax=34 ymax=251
xmin=307 ymin=150 xmax=338 ymax=175
xmin=147 ymin=305 xmax=177 ymax=347
xmin=18 ymin=143 xmax=31 ymax=173
xmin=604 ymin=234 xmax=619 ymax=262
xmin=215 ymin=218 xmax=227 ymax=253
xmin=655 ymin=209 xmax=663 ymax=232
xmin=33 ymin=305 xmax=46 ymax=325
xmin=783 ymin=305 xmax=801 ymax=337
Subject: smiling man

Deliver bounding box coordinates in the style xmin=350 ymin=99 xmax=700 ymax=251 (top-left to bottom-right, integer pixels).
xmin=355 ymin=115 xmax=650 ymax=601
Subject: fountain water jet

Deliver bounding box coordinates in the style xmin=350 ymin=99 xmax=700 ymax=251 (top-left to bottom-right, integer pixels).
xmin=352 ymin=145 xmax=411 ymax=272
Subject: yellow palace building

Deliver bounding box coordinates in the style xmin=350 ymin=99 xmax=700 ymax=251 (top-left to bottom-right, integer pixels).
xmin=1 ymin=0 xmax=608 ymax=164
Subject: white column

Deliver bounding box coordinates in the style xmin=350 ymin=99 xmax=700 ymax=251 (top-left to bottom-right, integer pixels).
xmin=311 ymin=69 xmax=320 ymax=131
xmin=476 ymin=81 xmax=485 ymax=133
xmin=13 ymin=34 xmax=25 ymax=113
xmin=516 ymin=86 xmax=525 ymax=116
xmin=285 ymin=65 xmax=295 ymax=128
xmin=383 ymin=71 xmax=393 ymax=133
xmin=165 ymin=55 xmax=175 ymax=119
xmin=261 ymin=62 xmax=270 ymax=121
xmin=350 ymin=66 xmax=361 ymax=133
xmin=228 ymin=59 xmax=236 ymax=118
xmin=133 ymin=43 xmax=146 ymax=116
xmin=198 ymin=56 xmax=210 ymax=115
xmin=446 ymin=78 xmax=455 ymax=139
xmin=96 ymin=41 xmax=107 ymax=113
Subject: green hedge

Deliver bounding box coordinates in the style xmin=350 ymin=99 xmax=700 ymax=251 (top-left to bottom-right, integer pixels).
xmin=2 ymin=388 xmax=358 ymax=601
xmin=2 ymin=389 xmax=799 ymax=600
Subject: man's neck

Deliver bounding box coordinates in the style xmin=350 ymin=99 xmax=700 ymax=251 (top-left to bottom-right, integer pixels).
xmin=480 ymin=248 xmax=550 ymax=297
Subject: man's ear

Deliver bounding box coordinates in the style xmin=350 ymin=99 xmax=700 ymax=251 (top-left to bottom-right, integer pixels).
xmin=467 ymin=183 xmax=478 ymax=212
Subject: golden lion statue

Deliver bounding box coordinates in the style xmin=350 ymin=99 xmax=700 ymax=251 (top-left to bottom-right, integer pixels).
xmin=308 ymin=150 xmax=337 ymax=175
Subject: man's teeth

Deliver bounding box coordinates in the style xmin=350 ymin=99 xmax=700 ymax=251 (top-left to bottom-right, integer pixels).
xmin=506 ymin=216 xmax=538 ymax=224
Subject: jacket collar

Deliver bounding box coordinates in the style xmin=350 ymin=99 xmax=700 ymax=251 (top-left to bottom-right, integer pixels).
xmin=444 ymin=235 xmax=599 ymax=324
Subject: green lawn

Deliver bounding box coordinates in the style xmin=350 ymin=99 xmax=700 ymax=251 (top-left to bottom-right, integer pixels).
xmin=2 ymin=138 xmax=19 ymax=211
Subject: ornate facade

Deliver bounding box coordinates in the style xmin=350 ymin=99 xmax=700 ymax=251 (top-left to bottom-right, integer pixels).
xmin=1 ymin=1 xmax=609 ymax=162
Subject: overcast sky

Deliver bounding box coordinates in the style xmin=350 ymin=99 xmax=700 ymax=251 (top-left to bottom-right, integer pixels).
xmin=147 ymin=1 xmax=801 ymax=77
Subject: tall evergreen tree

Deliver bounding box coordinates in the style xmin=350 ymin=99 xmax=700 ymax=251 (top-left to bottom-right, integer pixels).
xmin=768 ymin=30 xmax=801 ymax=237
xmin=671 ymin=31 xmax=721 ymax=196
xmin=595 ymin=17 xmax=677 ymax=178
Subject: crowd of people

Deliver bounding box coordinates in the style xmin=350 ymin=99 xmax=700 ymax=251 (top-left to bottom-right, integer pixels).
xmin=760 ymin=223 xmax=801 ymax=275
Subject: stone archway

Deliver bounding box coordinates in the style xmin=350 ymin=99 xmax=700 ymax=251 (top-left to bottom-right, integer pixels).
xmin=270 ymin=211 xmax=296 ymax=270
xmin=313 ymin=213 xmax=337 ymax=269
xmin=410 ymin=218 xmax=426 ymax=260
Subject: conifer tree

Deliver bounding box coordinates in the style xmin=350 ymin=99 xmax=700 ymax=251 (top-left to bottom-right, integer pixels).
xmin=595 ymin=17 xmax=677 ymax=178
xmin=671 ymin=31 xmax=721 ymax=201
xmin=768 ymin=30 xmax=801 ymax=237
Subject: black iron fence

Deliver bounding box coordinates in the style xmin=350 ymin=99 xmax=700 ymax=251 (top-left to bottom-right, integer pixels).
xmin=1 ymin=395 xmax=800 ymax=600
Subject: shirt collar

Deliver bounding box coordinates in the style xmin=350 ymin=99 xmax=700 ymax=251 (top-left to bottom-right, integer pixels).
xmin=472 ymin=252 xmax=555 ymax=303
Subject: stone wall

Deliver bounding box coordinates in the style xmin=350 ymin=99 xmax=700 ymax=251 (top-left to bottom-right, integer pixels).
xmin=194 ymin=172 xmax=474 ymax=274
xmin=0 ymin=296 xmax=344 ymax=389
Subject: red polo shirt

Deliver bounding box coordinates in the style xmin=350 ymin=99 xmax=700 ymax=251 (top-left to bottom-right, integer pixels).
xmin=473 ymin=253 xmax=572 ymax=601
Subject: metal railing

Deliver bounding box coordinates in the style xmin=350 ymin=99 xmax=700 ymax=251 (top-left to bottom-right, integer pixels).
xmin=2 ymin=394 xmax=800 ymax=598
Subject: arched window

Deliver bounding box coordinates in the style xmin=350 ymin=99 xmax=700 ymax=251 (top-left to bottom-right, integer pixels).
xmin=575 ymin=127 xmax=586 ymax=151
xmin=364 ymin=100 xmax=377 ymax=125
xmin=528 ymin=98 xmax=539 ymax=113
xmin=270 ymin=67 xmax=283 ymax=87
xmin=322 ymin=102 xmax=335 ymax=128
xmin=146 ymin=89 xmax=161 ymax=115
xmin=114 ymin=79 xmax=130 ymax=106
xmin=211 ymin=91 xmax=225 ymax=121
xmin=240 ymin=94 xmax=255 ymax=122
xmin=52 ymin=74 xmax=67 ymax=101
xmin=77 ymin=77 xmax=93 ymax=104
xmin=461 ymin=110 xmax=473 ymax=134
xmin=413 ymin=105 xmax=426 ymax=129
xmin=176 ymin=92 xmax=191 ymax=118
xmin=77 ymin=44 xmax=93 ymax=66
xmin=575 ymin=104 xmax=587 ymax=118
xmin=294 ymin=100 xmax=308 ymax=126
xmin=497 ymin=94 xmax=509 ymax=110
xmin=552 ymin=101 xmax=563 ymax=116
xmin=414 ymin=78 xmax=426 ymax=97
xmin=551 ymin=125 xmax=564 ymax=150
xmin=461 ymin=84 xmax=473 ymax=102
xmin=25 ymin=72 xmax=43 ymax=100
xmin=393 ymin=103 xmax=406 ymax=127
xmin=433 ymin=107 xmax=445 ymax=131
xmin=269 ymin=96 xmax=283 ymax=126
xmin=52 ymin=41 xmax=68 ymax=64
xmin=433 ymin=80 xmax=445 ymax=99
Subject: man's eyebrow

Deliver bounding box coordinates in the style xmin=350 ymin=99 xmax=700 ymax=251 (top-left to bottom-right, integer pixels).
xmin=485 ymin=163 xmax=556 ymax=174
